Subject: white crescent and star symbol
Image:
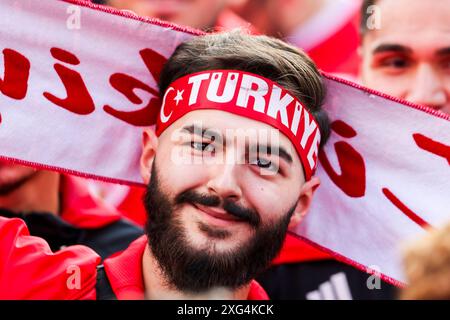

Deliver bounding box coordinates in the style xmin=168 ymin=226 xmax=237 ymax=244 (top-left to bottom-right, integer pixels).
xmin=160 ymin=88 xmax=185 ymax=123
xmin=174 ymin=89 xmax=184 ymax=106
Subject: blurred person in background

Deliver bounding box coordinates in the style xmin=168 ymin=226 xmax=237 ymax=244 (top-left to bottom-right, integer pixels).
xmin=0 ymin=162 xmax=142 ymax=259
xmin=93 ymin=0 xmax=254 ymax=32
xmin=234 ymin=0 xmax=362 ymax=75
xmin=401 ymin=222 xmax=450 ymax=300
xmin=360 ymin=0 xmax=450 ymax=115
xmin=360 ymin=0 xmax=449 ymax=296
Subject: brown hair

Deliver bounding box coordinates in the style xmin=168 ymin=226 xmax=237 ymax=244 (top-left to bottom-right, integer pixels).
xmin=401 ymin=222 xmax=450 ymax=299
xmin=158 ymin=30 xmax=330 ymax=147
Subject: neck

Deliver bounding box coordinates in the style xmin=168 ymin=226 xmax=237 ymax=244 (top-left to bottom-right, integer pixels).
xmin=0 ymin=171 xmax=60 ymax=215
xmin=142 ymin=245 xmax=251 ymax=300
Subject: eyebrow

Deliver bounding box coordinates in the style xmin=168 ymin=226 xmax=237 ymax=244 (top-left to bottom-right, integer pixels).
xmin=372 ymin=44 xmax=413 ymax=55
xmin=181 ymin=124 xmax=223 ymax=142
xmin=251 ymin=144 xmax=293 ymax=164
xmin=372 ymin=44 xmax=450 ymax=59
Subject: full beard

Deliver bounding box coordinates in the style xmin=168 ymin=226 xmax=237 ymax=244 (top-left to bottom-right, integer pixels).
xmin=143 ymin=161 xmax=295 ymax=293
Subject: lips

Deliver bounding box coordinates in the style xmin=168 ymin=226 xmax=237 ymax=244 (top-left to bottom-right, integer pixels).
xmin=192 ymin=203 xmax=244 ymax=225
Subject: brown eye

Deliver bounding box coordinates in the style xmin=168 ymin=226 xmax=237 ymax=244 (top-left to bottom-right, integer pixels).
xmin=382 ymin=57 xmax=410 ymax=69
xmin=249 ymin=157 xmax=279 ymax=174
xmin=257 ymin=158 xmax=271 ymax=168
xmin=191 ymin=141 xmax=214 ymax=153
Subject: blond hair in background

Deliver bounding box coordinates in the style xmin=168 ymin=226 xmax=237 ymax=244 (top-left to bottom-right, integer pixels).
xmin=401 ymin=222 xmax=450 ymax=300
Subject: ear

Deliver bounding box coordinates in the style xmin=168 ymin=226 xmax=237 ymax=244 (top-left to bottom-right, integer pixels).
xmin=140 ymin=129 xmax=159 ymax=185
xmin=288 ymin=176 xmax=320 ymax=230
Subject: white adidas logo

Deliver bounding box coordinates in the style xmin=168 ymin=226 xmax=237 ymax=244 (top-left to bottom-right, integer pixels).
xmin=306 ymin=272 xmax=353 ymax=300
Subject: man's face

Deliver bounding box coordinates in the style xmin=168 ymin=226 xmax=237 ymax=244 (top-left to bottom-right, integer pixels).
xmin=361 ymin=0 xmax=450 ymax=115
xmin=107 ymin=0 xmax=227 ymax=30
xmin=0 ymin=162 xmax=36 ymax=195
xmin=141 ymin=110 xmax=315 ymax=291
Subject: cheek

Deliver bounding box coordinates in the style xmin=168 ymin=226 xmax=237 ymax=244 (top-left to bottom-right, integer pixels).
xmin=375 ymin=77 xmax=409 ymax=98
xmin=155 ymin=145 xmax=210 ymax=192
xmin=362 ymin=64 xmax=410 ymax=99
xmin=241 ymin=178 xmax=298 ymax=224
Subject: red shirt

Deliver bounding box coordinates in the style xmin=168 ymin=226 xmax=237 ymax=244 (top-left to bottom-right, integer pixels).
xmin=287 ymin=0 xmax=361 ymax=75
xmin=272 ymin=233 xmax=331 ymax=265
xmin=116 ymin=185 xmax=147 ymax=227
xmin=60 ymin=175 xmax=123 ymax=229
xmin=0 ymin=217 xmax=100 ymax=299
xmin=0 ymin=218 xmax=268 ymax=300
xmin=104 ymin=236 xmax=269 ymax=300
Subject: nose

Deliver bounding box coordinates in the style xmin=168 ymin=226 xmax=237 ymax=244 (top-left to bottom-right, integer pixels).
xmin=206 ymin=163 xmax=243 ymax=201
xmin=406 ymin=64 xmax=447 ymax=111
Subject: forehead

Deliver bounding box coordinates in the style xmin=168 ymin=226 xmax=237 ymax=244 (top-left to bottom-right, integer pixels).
xmin=366 ymin=0 xmax=450 ymax=51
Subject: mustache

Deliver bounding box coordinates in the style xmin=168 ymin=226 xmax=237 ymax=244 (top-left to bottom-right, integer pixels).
xmin=175 ymin=190 xmax=261 ymax=228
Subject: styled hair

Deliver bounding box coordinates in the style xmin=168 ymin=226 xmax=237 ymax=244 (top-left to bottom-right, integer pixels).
xmin=158 ymin=30 xmax=330 ymax=147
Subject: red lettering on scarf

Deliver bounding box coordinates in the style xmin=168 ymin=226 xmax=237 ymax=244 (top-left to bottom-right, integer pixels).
xmin=103 ymin=49 xmax=167 ymax=126
xmin=382 ymin=188 xmax=431 ymax=229
xmin=0 ymin=49 xmax=30 ymax=100
xmin=319 ymin=120 xmax=366 ymax=197
xmin=413 ymin=133 xmax=450 ymax=165
xmin=43 ymin=47 xmax=95 ymax=115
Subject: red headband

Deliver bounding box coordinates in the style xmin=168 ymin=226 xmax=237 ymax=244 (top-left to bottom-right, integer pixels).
xmin=156 ymin=70 xmax=321 ymax=180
